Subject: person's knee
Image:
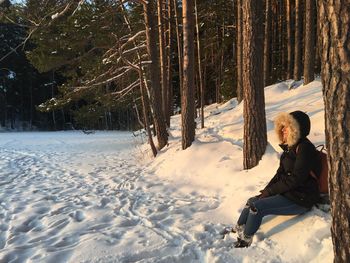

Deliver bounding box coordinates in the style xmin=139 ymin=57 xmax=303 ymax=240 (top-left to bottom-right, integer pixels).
xmin=249 ymin=203 xmax=258 ymax=215
xmin=246 ymin=196 xmax=258 ymax=207
xmin=245 ymin=198 xmax=259 ymax=215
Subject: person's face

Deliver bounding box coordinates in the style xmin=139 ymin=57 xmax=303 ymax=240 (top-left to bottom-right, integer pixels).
xmin=282 ymin=125 xmax=289 ymax=143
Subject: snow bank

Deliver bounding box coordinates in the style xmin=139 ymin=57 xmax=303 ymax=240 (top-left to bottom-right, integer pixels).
xmin=141 ymin=78 xmax=332 ymax=262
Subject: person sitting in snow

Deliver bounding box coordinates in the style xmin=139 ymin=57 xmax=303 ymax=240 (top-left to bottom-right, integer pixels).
xmin=233 ymin=111 xmax=321 ymax=248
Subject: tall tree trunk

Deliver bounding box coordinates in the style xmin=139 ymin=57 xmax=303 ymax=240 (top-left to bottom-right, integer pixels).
xmin=157 ymin=0 xmax=168 ymax=122
xmin=242 ymin=0 xmax=267 ymax=169
xmin=286 ymin=0 xmax=294 ymax=79
xmin=220 ymin=22 xmax=224 ymax=98
xmin=181 ymin=0 xmax=195 ymax=150
xmin=264 ymin=0 xmax=272 ymax=87
xmin=140 ymin=72 xmax=158 ymax=157
xmin=194 ymin=0 xmax=204 ymax=129
xmin=236 ymin=0 xmax=243 ymax=103
xmin=51 ymin=72 xmax=56 ymax=130
xmin=167 ymin=0 xmax=173 ymax=126
xmin=216 ymin=27 xmax=222 ymax=104
xmin=120 ymin=1 xmax=158 ymax=155
xmin=293 ymin=0 xmax=302 ymax=81
xmin=29 ymin=72 xmax=33 ymax=129
xmin=173 ymin=0 xmax=183 ymax=96
xmin=279 ymin=0 xmax=286 ymax=80
xmin=319 ymin=1 xmax=350 ymax=262
xmin=314 ymin=2 xmax=321 ymax=75
xmin=303 ymin=0 xmax=315 ymax=85
xmin=271 ymin=0 xmax=278 ymax=82
xmin=143 ymin=0 xmax=168 ymax=150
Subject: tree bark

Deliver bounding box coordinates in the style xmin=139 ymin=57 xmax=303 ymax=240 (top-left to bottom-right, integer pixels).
xmin=286 ymin=0 xmax=294 ymax=79
xmin=140 ymin=72 xmax=158 ymax=157
xmin=143 ymin=0 xmax=168 ymax=150
xmin=319 ymin=1 xmax=350 ymax=262
xmin=314 ymin=1 xmax=321 ymax=75
xmin=236 ymin=0 xmax=243 ymax=103
xmin=303 ymin=0 xmax=316 ymax=85
xmin=263 ymin=0 xmax=272 ymax=87
xmin=242 ymin=0 xmax=267 ymax=169
xmin=120 ymin=1 xmax=158 ymax=156
xmin=173 ymin=0 xmax=183 ymax=97
xmin=293 ymin=0 xmax=302 ymax=81
xmin=279 ymin=0 xmax=286 ymax=80
xmin=166 ymin=0 xmax=173 ymax=126
xmin=157 ymin=0 xmax=168 ymax=122
xmin=194 ymin=0 xmax=204 ymax=129
xmin=181 ymin=0 xmax=196 ymax=150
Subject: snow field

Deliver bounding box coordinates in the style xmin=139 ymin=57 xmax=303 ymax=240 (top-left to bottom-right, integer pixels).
xmin=0 ymin=79 xmax=333 ymax=262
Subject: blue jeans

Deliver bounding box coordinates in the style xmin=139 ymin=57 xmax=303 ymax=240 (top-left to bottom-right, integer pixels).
xmin=237 ymin=194 xmax=309 ymax=236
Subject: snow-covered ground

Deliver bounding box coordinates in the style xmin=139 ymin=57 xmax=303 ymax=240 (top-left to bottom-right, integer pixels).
xmin=0 ymin=79 xmax=333 ymax=262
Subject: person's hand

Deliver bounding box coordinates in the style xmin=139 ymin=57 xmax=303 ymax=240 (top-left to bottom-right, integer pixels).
xmin=259 ymin=189 xmax=269 ymax=199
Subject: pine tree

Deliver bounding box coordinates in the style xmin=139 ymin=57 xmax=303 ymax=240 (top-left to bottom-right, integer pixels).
xmin=242 ymin=0 xmax=267 ymax=169
xmin=319 ymin=1 xmax=350 ymax=262
xmin=303 ymin=0 xmax=315 ymax=85
xmin=293 ymin=0 xmax=303 ymax=81
xmin=181 ymin=0 xmax=196 ymax=149
xmin=143 ymin=0 xmax=169 ymax=149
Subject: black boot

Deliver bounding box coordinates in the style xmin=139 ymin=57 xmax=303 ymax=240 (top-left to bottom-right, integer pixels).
xmin=234 ymin=235 xmax=252 ymax=248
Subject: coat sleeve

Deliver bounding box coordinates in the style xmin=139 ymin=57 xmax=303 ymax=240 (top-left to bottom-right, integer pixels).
xmin=264 ymin=161 xmax=284 ymax=189
xmin=265 ymin=143 xmax=314 ymax=195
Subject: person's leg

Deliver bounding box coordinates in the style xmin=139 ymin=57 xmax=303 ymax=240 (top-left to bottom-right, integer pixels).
xmin=237 ymin=196 xmax=260 ymax=226
xmin=244 ymin=194 xmax=309 ymax=237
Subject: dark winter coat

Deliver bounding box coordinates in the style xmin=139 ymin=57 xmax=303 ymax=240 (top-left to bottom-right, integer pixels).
xmin=264 ymin=111 xmax=321 ymax=208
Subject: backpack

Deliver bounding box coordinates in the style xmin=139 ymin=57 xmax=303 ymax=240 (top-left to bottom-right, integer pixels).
xmin=296 ymin=144 xmax=329 ymax=194
xmin=310 ymin=145 xmax=329 ymax=194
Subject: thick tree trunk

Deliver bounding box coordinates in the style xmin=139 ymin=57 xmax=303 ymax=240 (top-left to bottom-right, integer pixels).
xmin=286 ymin=0 xmax=294 ymax=79
xmin=319 ymin=1 xmax=350 ymax=262
xmin=263 ymin=0 xmax=272 ymax=87
xmin=236 ymin=0 xmax=243 ymax=103
xmin=242 ymin=0 xmax=267 ymax=169
xmin=181 ymin=0 xmax=195 ymax=150
xmin=293 ymin=0 xmax=302 ymax=81
xmin=143 ymin=0 xmax=168 ymax=150
xmin=303 ymin=0 xmax=316 ymax=85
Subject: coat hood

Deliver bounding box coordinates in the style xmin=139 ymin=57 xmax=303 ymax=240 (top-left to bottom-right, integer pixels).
xmin=274 ymin=111 xmax=311 ymax=146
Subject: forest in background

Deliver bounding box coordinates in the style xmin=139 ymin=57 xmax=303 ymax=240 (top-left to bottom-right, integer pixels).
xmin=0 ymin=0 xmax=319 ymax=132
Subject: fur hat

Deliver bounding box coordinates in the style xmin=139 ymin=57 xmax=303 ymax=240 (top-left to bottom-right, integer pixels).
xmin=274 ymin=111 xmax=310 ymax=146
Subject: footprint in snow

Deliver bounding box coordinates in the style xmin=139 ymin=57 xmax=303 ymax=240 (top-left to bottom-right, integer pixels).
xmin=219 ymin=156 xmax=231 ymax=162
xmin=100 ymin=197 xmax=111 ymax=207
xmin=69 ymin=210 xmax=85 ymax=222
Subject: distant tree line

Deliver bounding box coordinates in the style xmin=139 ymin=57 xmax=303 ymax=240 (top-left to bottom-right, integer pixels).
xmin=0 ymin=0 xmax=320 ymax=139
